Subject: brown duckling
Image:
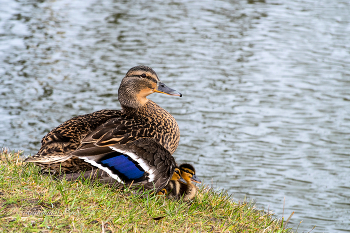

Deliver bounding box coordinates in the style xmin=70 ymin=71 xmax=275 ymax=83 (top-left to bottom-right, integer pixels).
xmin=178 ymin=163 xmax=201 ymax=201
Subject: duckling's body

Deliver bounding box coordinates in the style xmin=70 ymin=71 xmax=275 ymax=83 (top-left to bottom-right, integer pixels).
xmin=163 ymin=168 xmax=182 ymax=198
xmin=25 ymin=66 xmax=181 ymax=192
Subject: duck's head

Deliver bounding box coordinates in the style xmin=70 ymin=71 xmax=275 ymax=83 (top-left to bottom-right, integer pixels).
xmin=179 ymin=163 xmax=201 ymax=184
xmin=118 ymin=66 xmax=182 ymax=109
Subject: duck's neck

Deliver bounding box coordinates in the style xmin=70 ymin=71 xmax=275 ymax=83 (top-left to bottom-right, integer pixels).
xmin=118 ymin=82 xmax=150 ymax=110
xmin=119 ymin=95 xmax=147 ymax=111
xmin=121 ymin=101 xmax=151 ymax=116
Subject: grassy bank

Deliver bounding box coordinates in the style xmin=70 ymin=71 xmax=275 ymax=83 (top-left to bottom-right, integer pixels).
xmin=0 ymin=149 xmax=292 ymax=232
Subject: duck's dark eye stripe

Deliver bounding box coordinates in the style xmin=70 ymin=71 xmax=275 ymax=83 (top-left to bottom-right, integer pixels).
xmin=146 ymin=76 xmax=158 ymax=83
xmin=138 ymin=74 xmax=158 ymax=84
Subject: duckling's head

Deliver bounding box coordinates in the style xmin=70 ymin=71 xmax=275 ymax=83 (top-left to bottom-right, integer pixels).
xmin=171 ymin=168 xmax=181 ymax=181
xmin=118 ymin=66 xmax=182 ymax=109
xmin=179 ymin=163 xmax=201 ymax=184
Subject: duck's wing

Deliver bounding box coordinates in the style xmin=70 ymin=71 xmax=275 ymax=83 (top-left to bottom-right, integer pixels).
xmin=24 ymin=110 xmax=121 ymax=164
xmin=71 ymin=138 xmax=176 ymax=191
xmin=80 ymin=115 xmax=155 ymax=147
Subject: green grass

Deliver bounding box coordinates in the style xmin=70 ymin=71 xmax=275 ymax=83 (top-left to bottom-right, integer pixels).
xmin=0 ymin=149 xmax=293 ymax=232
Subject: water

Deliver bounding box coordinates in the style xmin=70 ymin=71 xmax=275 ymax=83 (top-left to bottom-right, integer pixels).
xmin=1 ymin=0 xmax=350 ymax=231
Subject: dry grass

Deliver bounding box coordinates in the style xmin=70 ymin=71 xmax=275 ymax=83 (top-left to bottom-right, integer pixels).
xmin=0 ymin=148 xmax=292 ymax=232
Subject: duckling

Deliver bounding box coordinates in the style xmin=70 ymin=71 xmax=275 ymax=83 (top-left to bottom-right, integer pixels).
xmin=157 ymin=167 xmax=181 ymax=196
xmin=25 ymin=66 xmax=182 ymax=192
xmin=160 ymin=164 xmax=201 ymax=201
xmin=178 ymin=163 xmax=201 ymax=201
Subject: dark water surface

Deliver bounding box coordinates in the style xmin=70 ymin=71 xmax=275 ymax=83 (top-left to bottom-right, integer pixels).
xmin=1 ymin=0 xmax=350 ymax=231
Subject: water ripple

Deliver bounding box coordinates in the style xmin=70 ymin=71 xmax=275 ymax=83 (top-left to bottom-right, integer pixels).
xmin=1 ymin=0 xmax=350 ymax=231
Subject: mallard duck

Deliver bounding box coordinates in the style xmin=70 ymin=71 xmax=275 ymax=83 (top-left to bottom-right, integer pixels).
xmin=25 ymin=65 xmax=182 ymax=192
xmin=160 ymin=164 xmax=201 ymax=201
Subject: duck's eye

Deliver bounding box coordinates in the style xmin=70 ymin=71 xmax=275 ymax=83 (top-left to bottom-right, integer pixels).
xmin=140 ymin=73 xmax=146 ymax=78
xmin=175 ymin=170 xmax=180 ymax=175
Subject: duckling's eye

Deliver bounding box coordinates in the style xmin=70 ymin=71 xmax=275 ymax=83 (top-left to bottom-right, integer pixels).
xmin=175 ymin=170 xmax=180 ymax=175
xmin=182 ymin=169 xmax=194 ymax=176
xmin=140 ymin=73 xmax=146 ymax=78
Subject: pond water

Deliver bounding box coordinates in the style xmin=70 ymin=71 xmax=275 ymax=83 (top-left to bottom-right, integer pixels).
xmin=1 ymin=0 xmax=350 ymax=231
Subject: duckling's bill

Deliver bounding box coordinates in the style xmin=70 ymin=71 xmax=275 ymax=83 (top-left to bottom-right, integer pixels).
xmin=179 ymin=175 xmax=201 ymax=184
xmin=191 ymin=174 xmax=201 ymax=183
xmin=154 ymin=82 xmax=182 ymax=97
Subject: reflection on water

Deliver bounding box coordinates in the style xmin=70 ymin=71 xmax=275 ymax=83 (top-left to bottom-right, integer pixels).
xmin=1 ymin=0 xmax=350 ymax=231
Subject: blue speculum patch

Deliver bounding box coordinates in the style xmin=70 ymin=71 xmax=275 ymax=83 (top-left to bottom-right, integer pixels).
xmin=100 ymin=154 xmax=144 ymax=179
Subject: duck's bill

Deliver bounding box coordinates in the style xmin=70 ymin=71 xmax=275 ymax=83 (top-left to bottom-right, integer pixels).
xmin=154 ymin=82 xmax=182 ymax=97
xmin=179 ymin=177 xmax=186 ymax=183
xmin=191 ymin=174 xmax=201 ymax=184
